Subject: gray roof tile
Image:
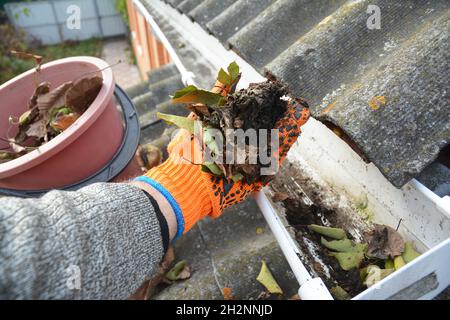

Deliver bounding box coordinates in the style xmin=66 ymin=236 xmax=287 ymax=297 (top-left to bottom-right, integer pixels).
xmin=189 ymin=0 xmax=238 ymax=28
xmin=315 ymin=13 xmax=450 ymax=186
xmin=228 ymin=0 xmax=347 ymax=72
xmin=206 ymin=0 xmax=276 ymax=44
xmin=178 ymin=0 xmax=204 ymax=14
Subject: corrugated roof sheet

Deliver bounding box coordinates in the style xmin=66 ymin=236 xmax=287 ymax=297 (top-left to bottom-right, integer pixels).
xmin=153 ymin=0 xmax=450 ymax=187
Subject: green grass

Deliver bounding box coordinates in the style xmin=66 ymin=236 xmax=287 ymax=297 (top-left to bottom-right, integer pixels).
xmin=1 ymin=38 xmax=103 ymax=85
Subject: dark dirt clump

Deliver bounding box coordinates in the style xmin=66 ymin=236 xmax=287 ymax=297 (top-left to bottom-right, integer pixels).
xmin=197 ymin=79 xmax=289 ymax=184
xmin=206 ymin=80 xmax=288 ymax=131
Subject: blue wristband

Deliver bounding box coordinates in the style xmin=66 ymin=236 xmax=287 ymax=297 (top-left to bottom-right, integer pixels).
xmin=134 ymin=176 xmax=185 ymax=241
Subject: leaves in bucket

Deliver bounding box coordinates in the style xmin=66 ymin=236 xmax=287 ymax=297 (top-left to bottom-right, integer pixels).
xmin=66 ymin=76 xmax=103 ymax=113
xmin=1 ymin=73 xmax=103 ymax=164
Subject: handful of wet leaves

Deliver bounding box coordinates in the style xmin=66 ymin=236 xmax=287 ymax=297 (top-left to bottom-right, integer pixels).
xmin=1 ymin=75 xmax=103 ymax=164
xmin=158 ymin=62 xmax=289 ymax=184
xmin=308 ymin=223 xmax=421 ymax=299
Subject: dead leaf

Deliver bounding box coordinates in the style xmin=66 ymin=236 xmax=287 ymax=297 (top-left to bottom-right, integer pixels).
xmin=187 ymin=104 xmax=210 ymax=117
xmin=330 ymin=286 xmax=351 ymax=300
xmin=368 ymin=96 xmax=387 ymax=110
xmin=0 ymin=151 xmax=21 ymax=163
xmin=66 ymin=76 xmax=103 ymax=114
xmin=256 ymin=291 xmax=272 ymax=300
xmin=222 ymin=287 xmax=235 ymax=300
xmin=36 ymin=81 xmax=73 ymax=114
xmin=50 ymin=113 xmax=79 ymax=131
xmin=256 ymin=261 xmax=283 ymax=294
xmin=166 ymin=260 xmax=191 ymax=281
xmin=366 ymin=224 xmax=405 ymax=259
xmin=136 ymin=144 xmax=162 ymax=170
xmin=272 ymin=192 xmax=289 ymax=202
xmin=26 ymin=119 xmax=47 ymax=139
xmin=28 ymin=82 xmax=50 ymax=109
xmin=288 ymin=293 xmax=301 ymax=300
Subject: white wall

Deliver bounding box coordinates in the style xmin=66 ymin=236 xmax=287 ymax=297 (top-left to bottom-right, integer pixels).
xmin=5 ymin=0 xmax=126 ymax=45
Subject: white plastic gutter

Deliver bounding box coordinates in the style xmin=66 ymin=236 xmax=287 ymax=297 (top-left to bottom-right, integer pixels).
xmin=132 ymin=0 xmax=195 ymax=85
xmin=132 ymin=0 xmax=333 ymax=300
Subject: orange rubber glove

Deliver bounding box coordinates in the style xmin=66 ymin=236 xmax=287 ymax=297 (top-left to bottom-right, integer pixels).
xmin=135 ymin=84 xmax=310 ymax=239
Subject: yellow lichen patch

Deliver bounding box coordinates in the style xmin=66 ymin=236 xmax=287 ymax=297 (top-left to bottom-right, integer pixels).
xmin=368 ymin=96 xmax=387 ymax=110
xmin=321 ymin=100 xmax=337 ymax=115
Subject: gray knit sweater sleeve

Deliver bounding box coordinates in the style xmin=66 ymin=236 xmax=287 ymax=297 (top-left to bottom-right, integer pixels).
xmin=0 ymin=183 xmax=166 ymax=300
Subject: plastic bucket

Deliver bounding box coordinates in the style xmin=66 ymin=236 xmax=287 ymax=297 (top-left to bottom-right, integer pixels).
xmin=0 ymin=57 xmax=139 ymax=195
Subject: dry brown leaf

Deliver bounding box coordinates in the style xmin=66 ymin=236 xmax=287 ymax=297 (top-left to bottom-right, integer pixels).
xmin=272 ymin=192 xmax=289 ymax=202
xmin=366 ymin=224 xmax=405 ymax=259
xmin=187 ymin=104 xmax=210 ymax=117
xmin=136 ymin=144 xmax=162 ymax=171
xmin=66 ymin=76 xmax=103 ymax=114
xmin=289 ymin=293 xmax=301 ymax=300
xmin=26 ymin=119 xmax=47 ymax=139
xmin=256 ymin=291 xmax=271 ymax=300
xmin=36 ymin=82 xmax=73 ymax=114
xmin=28 ymin=82 xmax=50 ymax=109
xmin=51 ymin=113 xmax=79 ymax=131
xmin=222 ymin=287 xmax=235 ymax=300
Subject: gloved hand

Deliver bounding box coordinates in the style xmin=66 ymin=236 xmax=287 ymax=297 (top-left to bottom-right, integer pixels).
xmin=135 ymin=82 xmax=310 ymax=239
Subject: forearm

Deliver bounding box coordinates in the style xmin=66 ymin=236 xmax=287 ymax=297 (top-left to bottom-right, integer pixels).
xmin=0 ymin=183 xmax=167 ymax=300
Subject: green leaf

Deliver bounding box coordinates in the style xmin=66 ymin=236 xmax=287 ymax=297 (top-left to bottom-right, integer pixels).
xmin=231 ymin=173 xmax=244 ymax=182
xmin=330 ymin=286 xmax=351 ymax=300
xmin=157 ymin=112 xmax=195 ymax=133
xmin=217 ymin=68 xmax=231 ymax=86
xmin=227 ymin=61 xmax=240 ymax=83
xmin=19 ymin=110 xmax=32 ymax=125
xmin=256 ymin=261 xmax=283 ymax=294
xmin=202 ymin=163 xmax=224 ymax=176
xmin=172 ymin=85 xmax=198 ymax=99
xmin=23 ymin=7 xmax=30 ymax=17
xmin=363 ymin=265 xmax=394 ymax=287
xmin=394 ymin=255 xmax=406 ymax=270
xmin=172 ymin=85 xmax=224 ymax=106
xmin=402 ymin=242 xmax=420 ymax=264
xmin=203 ymin=126 xmax=222 ymax=157
xmin=384 ymin=259 xmax=395 ymax=269
xmin=308 ymin=224 xmax=347 ymax=240
xmin=166 ymin=261 xmax=187 ymax=281
xmin=320 ymin=237 xmax=362 ymax=252
xmin=329 ymin=251 xmax=365 ymax=271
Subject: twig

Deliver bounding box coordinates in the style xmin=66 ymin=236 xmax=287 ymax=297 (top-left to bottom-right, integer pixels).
xmin=72 ymin=60 xmax=123 ymax=83
xmin=395 ymin=218 xmax=403 ymax=231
